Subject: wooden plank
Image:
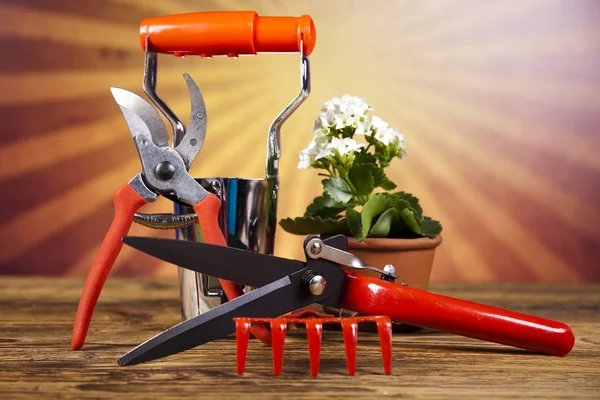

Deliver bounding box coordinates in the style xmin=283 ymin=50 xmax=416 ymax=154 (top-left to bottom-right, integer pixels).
xmin=0 ymin=278 xmax=598 ymax=399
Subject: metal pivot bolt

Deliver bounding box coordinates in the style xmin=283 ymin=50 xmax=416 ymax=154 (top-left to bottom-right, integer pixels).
xmin=381 ymin=264 xmax=396 ymax=283
xmin=302 ymin=271 xmax=326 ymax=296
xmin=154 ymin=161 xmax=175 ymax=180
xmin=211 ymin=180 xmax=222 ymax=194
xmin=309 ymin=275 xmax=326 ymax=295
xmin=309 ymin=241 xmax=322 ymax=255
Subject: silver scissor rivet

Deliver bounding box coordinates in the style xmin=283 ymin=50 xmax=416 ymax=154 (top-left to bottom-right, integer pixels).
xmin=308 ymin=275 xmax=327 ymax=296
xmin=154 ymin=161 xmax=175 ymax=181
xmin=309 ymin=242 xmax=322 ymax=255
xmin=196 ymin=112 xmax=204 ymax=119
xmin=190 ymin=138 xmax=198 ymax=146
xmin=383 ymin=264 xmax=396 ymax=275
xmin=381 ymin=264 xmax=397 ymax=283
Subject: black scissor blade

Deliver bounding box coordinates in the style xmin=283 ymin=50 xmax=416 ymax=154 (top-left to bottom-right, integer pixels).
xmin=122 ymin=236 xmax=305 ymax=288
xmin=119 ymin=270 xmax=318 ymax=366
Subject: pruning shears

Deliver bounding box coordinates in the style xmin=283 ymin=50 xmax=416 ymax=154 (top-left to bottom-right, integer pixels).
xmin=71 ymin=76 xmax=270 ymax=350
xmin=117 ymin=234 xmax=575 ymax=366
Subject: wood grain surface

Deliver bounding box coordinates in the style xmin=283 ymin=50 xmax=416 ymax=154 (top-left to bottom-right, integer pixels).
xmin=0 ymin=277 xmax=598 ymax=399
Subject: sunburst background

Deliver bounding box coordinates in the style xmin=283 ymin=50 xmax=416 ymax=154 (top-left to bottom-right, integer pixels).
xmin=0 ymin=0 xmax=599 ymax=282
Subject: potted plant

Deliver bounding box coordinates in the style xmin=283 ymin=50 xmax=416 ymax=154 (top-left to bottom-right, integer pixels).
xmin=280 ymin=95 xmax=443 ymax=294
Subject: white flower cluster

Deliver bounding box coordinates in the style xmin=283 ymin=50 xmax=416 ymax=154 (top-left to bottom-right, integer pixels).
xmin=298 ymin=95 xmax=407 ymax=169
xmin=370 ymin=115 xmax=406 ymax=147
xmin=313 ymin=94 xmax=372 ymax=133
xmin=298 ymin=134 xmax=363 ymax=169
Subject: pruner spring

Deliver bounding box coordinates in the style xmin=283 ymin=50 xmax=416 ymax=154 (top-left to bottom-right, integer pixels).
xmin=132 ymin=213 xmax=198 ymax=230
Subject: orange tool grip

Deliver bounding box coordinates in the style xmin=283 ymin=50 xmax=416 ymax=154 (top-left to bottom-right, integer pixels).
xmin=71 ymin=183 xmax=147 ymax=350
xmin=193 ymin=194 xmax=272 ymax=345
xmin=140 ymin=11 xmax=316 ymax=57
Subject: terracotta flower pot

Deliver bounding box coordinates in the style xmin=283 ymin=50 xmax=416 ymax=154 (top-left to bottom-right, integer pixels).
xmin=346 ymin=235 xmax=442 ymax=289
xmin=333 ymin=235 xmax=443 ymax=332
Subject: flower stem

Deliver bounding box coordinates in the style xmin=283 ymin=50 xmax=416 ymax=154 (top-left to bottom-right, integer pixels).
xmin=344 ymin=177 xmax=361 ymax=199
xmin=328 ymin=165 xmax=337 ymax=177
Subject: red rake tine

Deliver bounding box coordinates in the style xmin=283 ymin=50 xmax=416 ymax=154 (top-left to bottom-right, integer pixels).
xmin=305 ymin=319 xmax=323 ymax=376
xmin=235 ymin=318 xmax=252 ymax=375
xmin=375 ymin=316 xmax=393 ymax=375
xmin=270 ymin=318 xmax=288 ymax=376
xmin=341 ymin=318 xmax=359 ymax=375
xmin=234 ymin=315 xmax=393 ymax=376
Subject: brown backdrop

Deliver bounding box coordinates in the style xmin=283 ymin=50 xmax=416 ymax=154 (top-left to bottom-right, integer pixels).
xmin=0 ymin=0 xmax=599 ymax=282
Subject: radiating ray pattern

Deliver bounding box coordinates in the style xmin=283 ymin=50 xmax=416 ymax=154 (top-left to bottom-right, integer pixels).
xmin=0 ymin=0 xmax=598 ymax=282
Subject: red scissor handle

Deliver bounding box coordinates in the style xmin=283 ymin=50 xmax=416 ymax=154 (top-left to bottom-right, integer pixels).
xmin=339 ymin=272 xmax=575 ymax=356
xmin=71 ymin=183 xmax=146 ymax=350
xmin=140 ymin=11 xmax=316 ymax=57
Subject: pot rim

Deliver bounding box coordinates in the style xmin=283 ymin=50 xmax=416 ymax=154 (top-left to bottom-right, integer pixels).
xmin=346 ymin=235 xmax=442 ymax=251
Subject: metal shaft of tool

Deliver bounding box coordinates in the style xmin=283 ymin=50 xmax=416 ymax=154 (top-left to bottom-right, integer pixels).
xmin=266 ymin=38 xmax=311 ymax=180
xmin=143 ymin=35 xmax=186 ymax=145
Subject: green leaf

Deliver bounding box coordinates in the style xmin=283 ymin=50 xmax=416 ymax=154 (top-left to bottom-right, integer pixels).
xmin=421 ymin=216 xmax=443 ymax=237
xmin=399 ymin=208 xmax=421 ymax=234
xmin=354 ymin=149 xmax=377 ymax=165
xmin=322 ymin=177 xmax=354 ymax=203
xmin=368 ymin=208 xmax=398 ymax=237
xmin=393 ymin=191 xmax=423 ymax=219
xmin=345 ymin=208 xmax=363 ymax=241
xmin=348 ymin=164 xmax=374 ymax=197
xmin=372 ymin=168 xmax=397 ymax=190
xmin=360 ymin=193 xmax=394 ymax=238
xmin=304 ymin=193 xmax=346 ymax=219
xmin=279 ymin=216 xmax=350 ymax=236
xmin=348 ymin=162 xmax=397 ymax=192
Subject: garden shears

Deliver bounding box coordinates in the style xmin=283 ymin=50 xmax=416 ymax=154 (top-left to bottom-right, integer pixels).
xmin=118 ymin=234 xmax=575 ymax=367
xmin=70 ymin=75 xmax=270 ymax=350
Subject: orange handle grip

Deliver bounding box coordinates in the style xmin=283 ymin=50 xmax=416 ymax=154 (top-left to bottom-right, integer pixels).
xmin=140 ymin=11 xmax=316 ymax=57
xmin=71 ymin=183 xmax=146 ymax=350
xmin=193 ymin=194 xmax=272 ymax=345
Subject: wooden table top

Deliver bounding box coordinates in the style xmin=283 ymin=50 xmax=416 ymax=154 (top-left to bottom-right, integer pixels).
xmin=0 ymin=277 xmax=598 ymax=399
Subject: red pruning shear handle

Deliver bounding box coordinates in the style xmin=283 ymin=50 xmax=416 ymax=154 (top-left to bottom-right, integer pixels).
xmin=71 ymin=82 xmax=269 ymax=350
xmin=71 ymin=182 xmax=148 ymax=350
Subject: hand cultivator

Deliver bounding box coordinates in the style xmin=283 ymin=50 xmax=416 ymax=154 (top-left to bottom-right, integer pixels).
xmin=234 ymin=312 xmax=393 ymax=376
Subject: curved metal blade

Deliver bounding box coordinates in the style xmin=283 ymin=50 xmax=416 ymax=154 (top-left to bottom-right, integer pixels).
xmin=110 ymin=87 xmax=169 ymax=147
xmin=119 ymin=274 xmax=299 ymax=366
xmin=174 ymin=73 xmax=207 ymax=169
xmin=122 ymin=236 xmax=305 ymax=287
